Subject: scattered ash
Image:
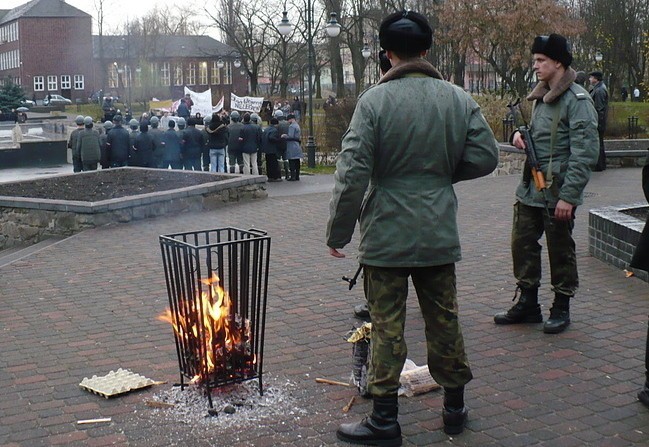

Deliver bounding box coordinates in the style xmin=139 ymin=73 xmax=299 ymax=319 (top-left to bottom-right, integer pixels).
xmin=146 ymin=376 xmax=306 ymax=430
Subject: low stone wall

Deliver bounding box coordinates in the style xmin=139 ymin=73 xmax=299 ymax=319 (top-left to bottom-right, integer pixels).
xmin=0 ymin=175 xmax=267 ymax=249
xmin=496 ymin=142 xmax=648 ymax=175
xmin=589 ymin=204 xmax=648 ymax=283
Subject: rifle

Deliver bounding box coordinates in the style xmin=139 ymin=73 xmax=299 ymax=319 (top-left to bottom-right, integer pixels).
xmin=342 ymin=265 xmax=363 ymax=290
xmin=518 ymin=126 xmax=552 ymax=220
xmin=506 ymin=99 xmax=553 ymax=220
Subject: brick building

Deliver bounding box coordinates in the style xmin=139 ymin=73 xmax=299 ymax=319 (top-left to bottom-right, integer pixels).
xmin=0 ymin=0 xmax=92 ymax=103
xmin=0 ymin=0 xmax=244 ymax=107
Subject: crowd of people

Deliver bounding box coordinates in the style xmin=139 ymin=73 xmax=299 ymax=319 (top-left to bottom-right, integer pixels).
xmin=69 ymin=97 xmax=304 ymax=180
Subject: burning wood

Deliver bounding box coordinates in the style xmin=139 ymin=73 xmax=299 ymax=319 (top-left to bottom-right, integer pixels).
xmin=158 ymin=273 xmax=255 ymax=386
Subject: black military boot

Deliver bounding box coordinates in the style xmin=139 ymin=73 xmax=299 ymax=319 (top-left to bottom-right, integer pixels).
xmin=494 ymin=287 xmax=543 ymax=324
xmin=443 ymin=386 xmax=468 ymax=435
xmin=336 ymin=395 xmax=402 ymax=446
xmin=543 ymin=293 xmax=571 ymax=334
xmin=354 ymin=303 xmax=371 ymax=320
xmin=638 ymin=381 xmax=649 ymax=408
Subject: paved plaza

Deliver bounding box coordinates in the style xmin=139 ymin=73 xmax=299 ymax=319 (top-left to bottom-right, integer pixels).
xmin=0 ymin=167 xmax=648 ymax=446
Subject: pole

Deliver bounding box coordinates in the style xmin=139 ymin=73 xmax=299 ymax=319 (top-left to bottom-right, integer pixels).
xmin=306 ymin=0 xmax=316 ymax=168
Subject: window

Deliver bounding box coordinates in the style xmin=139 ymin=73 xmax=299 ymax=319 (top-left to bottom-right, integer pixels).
xmin=199 ymin=61 xmax=208 ymax=85
xmin=47 ymin=75 xmax=57 ymax=91
xmin=34 ymin=76 xmax=44 ymax=91
xmin=224 ymin=61 xmax=232 ymax=85
xmin=61 ymin=75 xmax=71 ymax=89
xmin=211 ymin=61 xmax=221 ymax=84
xmin=187 ymin=62 xmax=196 ymax=85
xmin=174 ymin=63 xmax=183 ymax=86
xmin=161 ymin=62 xmax=170 ymax=86
xmin=108 ymin=64 xmax=118 ymax=88
xmin=149 ymin=63 xmax=159 ymax=86
xmin=74 ymin=75 xmax=84 ymax=90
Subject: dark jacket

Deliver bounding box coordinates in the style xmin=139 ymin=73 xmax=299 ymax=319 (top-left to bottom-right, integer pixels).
xmin=68 ymin=127 xmax=84 ymax=159
xmin=177 ymin=101 xmax=190 ymax=119
xmin=161 ymin=129 xmax=182 ymax=162
xmin=206 ymin=123 xmax=229 ymax=148
xmin=99 ymin=130 xmax=110 ymax=168
xmin=261 ymin=125 xmax=281 ymax=155
xmin=277 ymin=119 xmax=289 ymax=154
xmin=149 ymin=127 xmax=165 ymax=166
xmin=590 ymin=81 xmax=608 ymax=132
xmin=227 ymin=121 xmax=244 ymax=154
xmin=240 ymin=122 xmax=261 ymax=154
xmin=132 ymin=131 xmax=155 ymax=167
xmin=182 ymin=126 xmax=206 ymax=159
xmin=106 ymin=124 xmax=130 ymax=164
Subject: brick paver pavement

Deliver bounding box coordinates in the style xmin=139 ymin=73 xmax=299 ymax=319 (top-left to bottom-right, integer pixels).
xmin=1 ymin=168 xmax=648 ymax=446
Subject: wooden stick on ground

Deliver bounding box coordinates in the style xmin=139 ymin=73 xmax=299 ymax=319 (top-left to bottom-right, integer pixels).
xmin=77 ymin=418 xmax=112 ymax=425
xmin=315 ymin=378 xmax=353 ymax=387
xmin=145 ymin=400 xmax=175 ymax=409
xmin=342 ymin=395 xmax=356 ymax=413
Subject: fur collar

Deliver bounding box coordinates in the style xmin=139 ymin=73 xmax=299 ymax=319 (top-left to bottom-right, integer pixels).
xmin=377 ymin=58 xmax=444 ymax=85
xmin=527 ymin=68 xmax=577 ymax=104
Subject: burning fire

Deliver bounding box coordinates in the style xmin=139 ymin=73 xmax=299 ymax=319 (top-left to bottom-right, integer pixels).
xmin=158 ymin=273 xmax=254 ymax=384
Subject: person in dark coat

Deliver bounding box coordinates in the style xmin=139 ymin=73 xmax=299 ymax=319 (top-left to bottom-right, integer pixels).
xmin=99 ymin=120 xmax=112 ymax=169
xmin=132 ymin=123 xmax=155 ymax=167
xmin=161 ymin=120 xmax=182 ymax=169
xmin=589 ymin=71 xmax=609 ymax=171
xmin=261 ymin=117 xmax=282 ymax=181
xmin=227 ymin=111 xmax=244 ymax=173
xmin=239 ymin=113 xmax=261 ymax=175
xmin=275 ymin=110 xmax=290 ymax=180
xmin=176 ymin=98 xmax=190 ymax=120
xmin=127 ymin=118 xmax=140 ymax=166
xmin=181 ymin=117 xmax=205 ymax=170
xmin=632 ymin=154 xmax=649 ymax=408
xmin=206 ymin=113 xmax=229 ymax=173
xmin=106 ymin=115 xmax=131 ymax=167
xmin=148 ymin=116 xmax=165 ymax=168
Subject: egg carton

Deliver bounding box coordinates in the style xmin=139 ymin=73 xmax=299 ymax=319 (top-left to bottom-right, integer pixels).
xmin=79 ymin=368 xmax=156 ymax=398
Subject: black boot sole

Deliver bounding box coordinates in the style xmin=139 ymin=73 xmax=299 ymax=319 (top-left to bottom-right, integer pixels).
xmin=543 ymin=320 xmax=570 ymax=334
xmin=494 ymin=314 xmax=543 ymax=325
xmin=336 ymin=432 xmax=402 ymax=446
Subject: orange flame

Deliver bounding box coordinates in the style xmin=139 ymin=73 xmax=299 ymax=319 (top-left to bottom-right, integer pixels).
xmin=158 ymin=273 xmax=253 ymax=384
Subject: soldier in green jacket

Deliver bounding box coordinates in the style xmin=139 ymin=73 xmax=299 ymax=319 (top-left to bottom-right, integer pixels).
xmin=494 ymin=34 xmax=599 ymax=334
xmin=326 ymin=11 xmax=499 ymax=445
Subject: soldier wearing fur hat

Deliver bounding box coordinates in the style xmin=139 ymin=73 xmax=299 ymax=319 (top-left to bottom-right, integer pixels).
xmin=327 ymin=10 xmax=499 ymax=444
xmin=588 ymin=70 xmax=609 ymax=171
xmin=75 ymin=117 xmax=101 ymax=171
xmin=494 ymin=35 xmax=599 ymax=336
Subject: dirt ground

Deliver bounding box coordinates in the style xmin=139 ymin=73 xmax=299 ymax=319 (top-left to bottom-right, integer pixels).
xmin=0 ymin=168 xmax=226 ymax=201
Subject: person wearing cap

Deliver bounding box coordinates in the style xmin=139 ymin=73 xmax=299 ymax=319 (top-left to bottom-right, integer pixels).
xmin=493 ymin=34 xmax=599 ymax=336
xmin=588 ymin=71 xmax=609 ymax=171
xmin=205 ymin=112 xmax=229 ymax=173
xmin=261 ymin=117 xmax=282 ymax=181
xmin=127 ymin=119 xmax=140 ymax=166
xmin=106 ymin=114 xmax=130 ymax=167
xmin=161 ymin=120 xmax=183 ymax=169
xmin=238 ymin=113 xmax=261 ymax=175
xmin=132 ymin=122 xmax=156 ymax=167
xmin=68 ymin=115 xmax=85 ymax=172
xmin=274 ymin=109 xmax=291 ymax=180
xmin=99 ymin=120 xmax=113 ymax=169
xmin=75 ymin=116 xmax=101 ymax=171
xmin=181 ymin=117 xmax=206 ymax=171
xmin=148 ymin=116 xmax=165 ymax=169
xmin=281 ymin=113 xmax=302 ymax=180
xmin=327 ymin=11 xmax=499 ymax=444
xmin=227 ymin=111 xmax=244 ymax=173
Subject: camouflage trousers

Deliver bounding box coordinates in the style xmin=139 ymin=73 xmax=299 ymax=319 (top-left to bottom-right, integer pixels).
xmin=511 ymin=202 xmax=578 ymax=296
xmin=363 ymin=264 xmax=473 ymax=397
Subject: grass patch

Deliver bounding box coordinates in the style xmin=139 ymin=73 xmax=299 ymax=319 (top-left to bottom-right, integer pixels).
xmin=302 ymin=164 xmax=336 ymax=175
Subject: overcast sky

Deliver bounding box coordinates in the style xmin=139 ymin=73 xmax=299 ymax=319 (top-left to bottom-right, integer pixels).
xmin=3 ymin=0 xmax=221 ymax=38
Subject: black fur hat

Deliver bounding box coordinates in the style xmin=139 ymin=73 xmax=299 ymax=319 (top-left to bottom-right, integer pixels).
xmin=589 ymin=71 xmax=603 ymax=81
xmin=379 ymin=10 xmax=432 ymax=56
xmin=531 ymin=34 xmax=573 ymax=67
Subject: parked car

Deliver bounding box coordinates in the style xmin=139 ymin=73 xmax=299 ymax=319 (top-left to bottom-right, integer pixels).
xmin=20 ymin=99 xmax=35 ymax=108
xmin=43 ymin=94 xmax=72 ymax=106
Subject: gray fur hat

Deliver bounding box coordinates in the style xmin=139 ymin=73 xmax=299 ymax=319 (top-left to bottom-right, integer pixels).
xmin=129 ymin=118 xmax=139 ymax=129
xmin=150 ymin=116 xmax=159 ymax=125
xmin=103 ymin=120 xmax=114 ymax=130
xmin=75 ymin=115 xmax=85 ymax=125
xmin=83 ymin=116 xmax=93 ymax=126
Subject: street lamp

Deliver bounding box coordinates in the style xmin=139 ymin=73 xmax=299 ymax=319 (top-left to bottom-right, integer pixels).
xmin=361 ymin=43 xmax=371 ymax=59
xmin=217 ymin=58 xmax=225 ymax=69
xmin=278 ymin=9 xmax=340 ymax=168
xmin=595 ymin=51 xmax=603 ymax=64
